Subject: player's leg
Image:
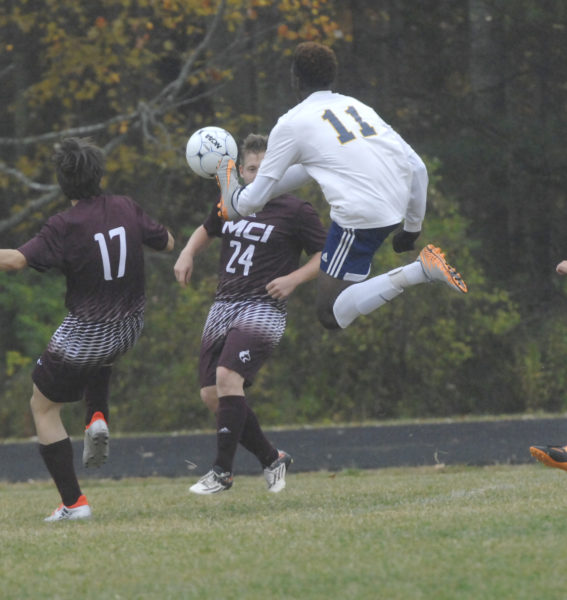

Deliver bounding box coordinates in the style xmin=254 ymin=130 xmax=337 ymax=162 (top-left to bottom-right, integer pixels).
xmin=84 ymin=365 xmax=112 ymax=424
xmin=30 ymin=383 xmax=91 ymax=521
xmin=200 ymin=385 xmax=219 ymax=413
xmin=317 ymin=222 xmax=402 ymax=329
xmin=218 ymin=309 xmax=292 ymax=492
xmin=83 ymin=365 xmax=111 ymax=468
xmin=318 ymin=223 xmax=467 ymax=329
xmin=190 ymin=367 xmax=244 ymax=495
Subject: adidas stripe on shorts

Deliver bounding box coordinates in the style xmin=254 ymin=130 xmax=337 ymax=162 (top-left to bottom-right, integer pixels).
xmin=320 ymin=221 xmax=399 ymax=281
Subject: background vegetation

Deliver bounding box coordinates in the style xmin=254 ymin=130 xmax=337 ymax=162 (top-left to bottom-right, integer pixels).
xmin=1 ymin=0 xmax=566 ymax=437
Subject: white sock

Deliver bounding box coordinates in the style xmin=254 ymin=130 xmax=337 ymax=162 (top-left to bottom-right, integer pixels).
xmin=333 ymin=273 xmax=403 ymax=328
xmin=388 ymin=261 xmax=428 ymax=288
xmin=332 ymin=261 xmax=427 ymax=329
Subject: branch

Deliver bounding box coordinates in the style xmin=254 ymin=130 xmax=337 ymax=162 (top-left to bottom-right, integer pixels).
xmin=0 ymin=188 xmax=61 ymax=234
xmin=153 ymin=0 xmax=227 ymax=106
xmin=0 ymin=161 xmax=56 ymax=192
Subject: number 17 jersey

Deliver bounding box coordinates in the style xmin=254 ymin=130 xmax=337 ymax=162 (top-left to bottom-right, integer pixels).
xmin=18 ymin=194 xmax=169 ymax=321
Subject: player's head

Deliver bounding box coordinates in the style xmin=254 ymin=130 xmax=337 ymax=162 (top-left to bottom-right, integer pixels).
xmin=291 ymin=42 xmax=337 ymax=97
xmin=239 ymin=134 xmax=268 ymax=185
xmin=53 ymin=137 xmax=105 ymax=200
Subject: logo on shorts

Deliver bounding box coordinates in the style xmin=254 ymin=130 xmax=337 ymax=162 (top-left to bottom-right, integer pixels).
xmin=37 ymin=358 xmax=43 ymax=365
xmin=321 ymin=252 xmax=328 ymax=262
xmin=239 ymin=350 xmax=251 ymax=363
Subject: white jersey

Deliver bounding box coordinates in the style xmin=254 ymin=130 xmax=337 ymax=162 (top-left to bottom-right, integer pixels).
xmin=253 ymin=90 xmax=427 ymax=230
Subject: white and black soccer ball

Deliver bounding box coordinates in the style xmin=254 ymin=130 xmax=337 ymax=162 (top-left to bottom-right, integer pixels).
xmin=185 ymin=126 xmax=238 ymax=179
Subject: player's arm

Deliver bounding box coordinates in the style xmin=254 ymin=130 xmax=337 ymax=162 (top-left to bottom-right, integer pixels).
xmin=266 ymin=251 xmax=322 ymax=300
xmin=392 ymin=149 xmax=428 ymax=253
xmin=237 ymin=166 xmax=311 ymax=217
xmin=173 ymin=225 xmax=214 ymax=287
xmin=0 ymin=249 xmax=28 ymax=271
xmin=164 ymin=231 xmax=175 ymax=252
xmin=404 ymin=150 xmax=427 ymax=232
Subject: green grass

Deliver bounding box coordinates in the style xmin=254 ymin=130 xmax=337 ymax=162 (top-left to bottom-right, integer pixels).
xmin=1 ymin=465 xmax=566 ymax=599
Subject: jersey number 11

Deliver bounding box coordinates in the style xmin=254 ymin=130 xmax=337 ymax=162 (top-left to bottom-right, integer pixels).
xmin=322 ymin=106 xmax=377 ymax=144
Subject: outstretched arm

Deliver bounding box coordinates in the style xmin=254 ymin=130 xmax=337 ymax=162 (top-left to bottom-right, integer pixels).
xmin=0 ymin=249 xmax=27 ymax=271
xmin=236 ymin=165 xmax=311 ymax=217
xmin=265 ymin=251 xmax=322 ymax=300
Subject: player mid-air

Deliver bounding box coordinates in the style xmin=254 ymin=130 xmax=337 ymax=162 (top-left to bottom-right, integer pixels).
xmin=216 ymin=42 xmax=467 ymax=332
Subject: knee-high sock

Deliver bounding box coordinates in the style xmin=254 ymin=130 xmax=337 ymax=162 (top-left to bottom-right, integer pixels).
xmin=239 ymin=405 xmax=278 ymax=468
xmin=39 ymin=437 xmax=82 ymax=507
xmin=214 ymin=395 xmax=248 ymax=473
xmin=332 ymin=261 xmax=426 ymax=328
xmin=84 ymin=366 xmax=112 ymax=425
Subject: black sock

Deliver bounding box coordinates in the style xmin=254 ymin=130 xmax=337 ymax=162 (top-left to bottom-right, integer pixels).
xmin=39 ymin=438 xmax=82 ymax=507
xmin=214 ymin=395 xmax=248 ymax=473
xmin=239 ymin=405 xmax=278 ymax=468
xmin=84 ymin=366 xmax=112 ymax=425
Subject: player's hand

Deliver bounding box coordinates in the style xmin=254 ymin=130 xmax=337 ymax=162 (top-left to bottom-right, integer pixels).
xmin=173 ymin=254 xmax=194 ymax=287
xmin=266 ymin=275 xmax=297 ymax=300
xmin=392 ymin=230 xmax=420 ymax=253
xmin=557 ymin=260 xmax=567 ymax=275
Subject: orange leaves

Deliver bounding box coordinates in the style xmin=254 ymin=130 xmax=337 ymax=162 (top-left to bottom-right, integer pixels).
xmin=275 ymin=0 xmax=342 ymax=45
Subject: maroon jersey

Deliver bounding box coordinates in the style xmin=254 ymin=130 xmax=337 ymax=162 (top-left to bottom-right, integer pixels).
xmin=203 ymin=194 xmax=327 ymax=303
xmin=18 ymin=194 xmax=169 ymax=321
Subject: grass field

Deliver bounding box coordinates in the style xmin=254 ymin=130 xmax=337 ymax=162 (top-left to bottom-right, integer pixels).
xmin=1 ymin=464 xmax=566 ymax=600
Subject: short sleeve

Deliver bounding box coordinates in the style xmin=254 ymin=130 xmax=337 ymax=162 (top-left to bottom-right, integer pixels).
xmin=17 ymin=215 xmax=65 ymax=272
xmin=134 ymin=202 xmax=169 ymax=250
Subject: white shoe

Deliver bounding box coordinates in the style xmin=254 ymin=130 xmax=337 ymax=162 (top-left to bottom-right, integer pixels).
xmin=264 ymin=450 xmax=293 ymax=493
xmin=83 ymin=412 xmax=109 ymax=468
xmin=189 ymin=468 xmax=233 ymax=495
xmin=215 ymin=156 xmax=242 ymax=221
xmin=44 ymin=495 xmax=92 ymax=522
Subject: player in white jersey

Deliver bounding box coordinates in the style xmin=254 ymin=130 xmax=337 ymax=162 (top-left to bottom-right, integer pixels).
xmin=216 ymin=42 xmax=467 ymax=330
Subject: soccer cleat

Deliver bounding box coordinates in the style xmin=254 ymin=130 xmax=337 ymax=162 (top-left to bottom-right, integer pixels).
xmin=189 ymin=466 xmax=233 ymax=495
xmin=418 ymin=244 xmax=468 ymax=293
xmin=264 ymin=450 xmax=293 ymax=493
xmin=44 ymin=494 xmax=92 ymax=522
xmin=216 ymin=156 xmax=242 ymax=221
xmin=83 ymin=411 xmax=109 ymax=468
xmin=530 ymin=445 xmax=567 ymax=472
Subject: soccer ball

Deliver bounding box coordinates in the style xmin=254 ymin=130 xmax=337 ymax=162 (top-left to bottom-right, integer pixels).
xmin=185 ymin=126 xmax=238 ymax=179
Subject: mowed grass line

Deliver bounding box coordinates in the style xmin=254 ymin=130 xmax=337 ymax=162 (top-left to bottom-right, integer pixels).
xmin=1 ymin=465 xmax=566 ymax=600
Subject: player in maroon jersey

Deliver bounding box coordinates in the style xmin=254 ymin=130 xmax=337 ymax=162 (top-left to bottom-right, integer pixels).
xmin=174 ymin=134 xmax=327 ymax=494
xmin=0 ymin=138 xmax=174 ymax=520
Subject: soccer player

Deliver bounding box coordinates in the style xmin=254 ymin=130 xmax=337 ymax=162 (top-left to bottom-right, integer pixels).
xmin=529 ymin=259 xmax=567 ymax=471
xmin=0 ymin=138 xmax=174 ymax=520
xmin=174 ymin=133 xmax=326 ymax=494
xmin=216 ymin=42 xmax=467 ymax=332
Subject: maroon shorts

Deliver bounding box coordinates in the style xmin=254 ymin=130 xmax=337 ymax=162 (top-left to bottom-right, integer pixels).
xmin=198 ymin=300 xmax=287 ymax=388
xmin=32 ymin=312 xmax=143 ymax=403
xmin=32 ymin=352 xmax=112 ymax=404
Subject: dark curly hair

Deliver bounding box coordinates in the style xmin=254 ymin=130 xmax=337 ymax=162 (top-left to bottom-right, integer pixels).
xmin=53 ymin=137 xmax=104 ymax=200
xmin=292 ymin=42 xmax=338 ymax=91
